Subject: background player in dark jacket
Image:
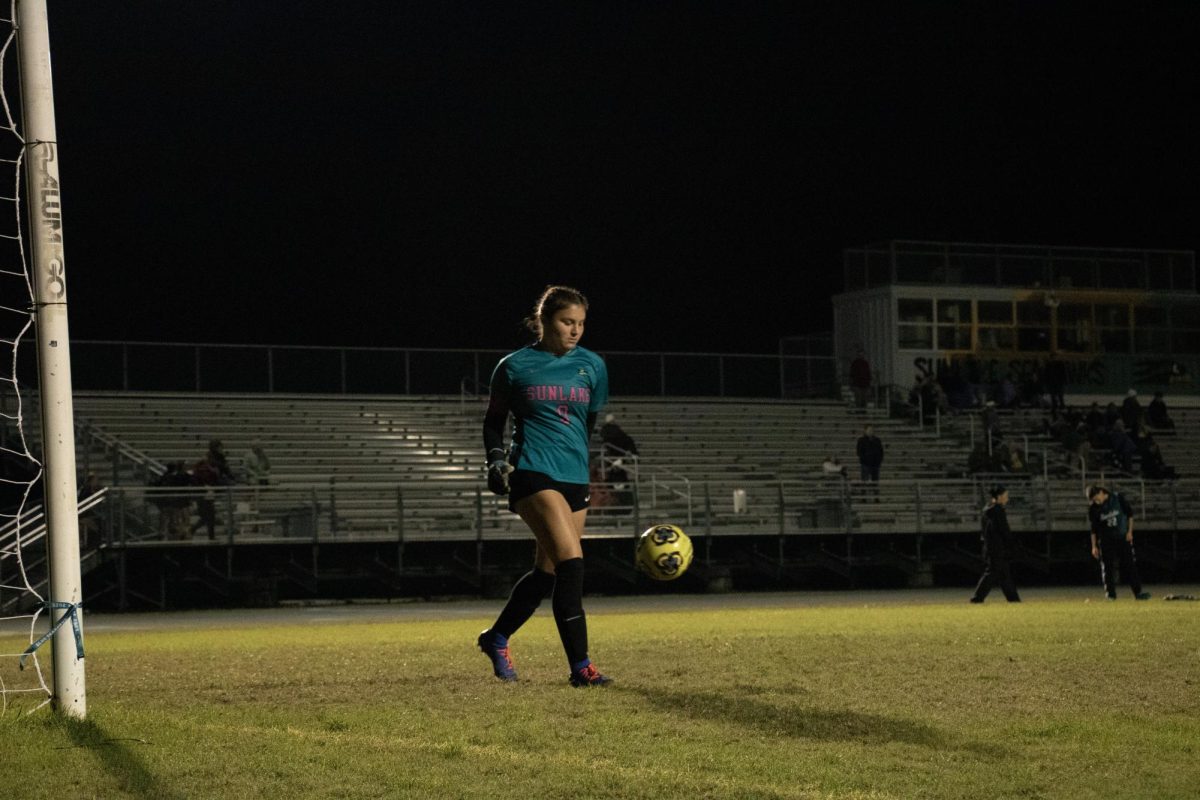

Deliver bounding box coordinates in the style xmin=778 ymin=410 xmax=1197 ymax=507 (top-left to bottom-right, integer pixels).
xmin=856 ymin=424 xmax=884 ymax=501
xmin=970 ymin=485 xmax=1021 ymax=603
xmin=477 ymin=285 xmax=612 ymax=688
xmin=1088 ymin=485 xmax=1151 ymax=600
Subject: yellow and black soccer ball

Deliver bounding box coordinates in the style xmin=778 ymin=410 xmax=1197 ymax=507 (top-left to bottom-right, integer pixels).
xmin=635 ymin=524 xmax=694 ymax=581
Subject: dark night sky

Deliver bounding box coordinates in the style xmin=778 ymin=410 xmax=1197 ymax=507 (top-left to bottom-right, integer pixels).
xmin=41 ymin=1 xmax=1200 ymax=355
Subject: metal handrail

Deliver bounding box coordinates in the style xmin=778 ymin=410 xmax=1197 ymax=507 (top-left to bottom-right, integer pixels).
xmin=1 ymin=476 xmax=1193 ymax=552
xmin=459 ymin=376 xmax=488 ymax=414
xmin=0 ymin=487 xmax=109 ymax=552
xmin=23 ymin=340 xmax=836 ymax=399
xmin=596 ymin=442 xmax=693 ymax=526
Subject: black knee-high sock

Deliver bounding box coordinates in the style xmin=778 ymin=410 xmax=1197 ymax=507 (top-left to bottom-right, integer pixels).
xmin=492 ymin=568 xmax=556 ymax=639
xmin=552 ymin=557 xmax=589 ymax=668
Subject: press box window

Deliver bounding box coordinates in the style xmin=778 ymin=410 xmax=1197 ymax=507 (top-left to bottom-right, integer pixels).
xmin=977 ymin=301 xmax=1013 ymax=324
xmin=897 ymin=299 xmax=934 ymax=349
xmin=1056 ymin=304 xmax=1093 ymax=353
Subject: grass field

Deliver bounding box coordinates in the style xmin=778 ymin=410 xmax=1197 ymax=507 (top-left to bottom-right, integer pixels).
xmin=1 ymin=587 xmax=1198 ymax=800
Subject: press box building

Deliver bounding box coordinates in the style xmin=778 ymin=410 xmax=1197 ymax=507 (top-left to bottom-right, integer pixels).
xmin=832 ymin=241 xmax=1200 ymax=402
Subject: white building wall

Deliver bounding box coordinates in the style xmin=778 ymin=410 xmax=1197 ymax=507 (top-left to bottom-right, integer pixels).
xmin=833 ymin=287 xmax=896 ymax=393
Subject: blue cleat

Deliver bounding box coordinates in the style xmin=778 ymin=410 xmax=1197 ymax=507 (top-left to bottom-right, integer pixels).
xmin=477 ymin=629 xmax=517 ymax=682
xmin=568 ymin=662 xmax=612 ymax=688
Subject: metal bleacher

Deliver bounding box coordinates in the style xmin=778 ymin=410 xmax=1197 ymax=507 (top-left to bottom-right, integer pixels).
xmin=3 ymin=388 xmax=1196 ymax=610
xmin=65 ymin=390 xmax=1200 ymax=547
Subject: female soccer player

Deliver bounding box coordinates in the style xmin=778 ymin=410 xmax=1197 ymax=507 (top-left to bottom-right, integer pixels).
xmin=477 ymin=285 xmax=612 ymax=687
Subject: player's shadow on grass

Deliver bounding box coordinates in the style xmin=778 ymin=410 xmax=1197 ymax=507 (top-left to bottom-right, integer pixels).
xmin=631 ymin=687 xmax=1007 ymax=758
xmin=62 ymin=717 xmax=184 ymax=800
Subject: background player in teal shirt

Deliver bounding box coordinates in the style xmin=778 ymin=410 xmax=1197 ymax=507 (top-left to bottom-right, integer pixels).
xmin=477 ymin=285 xmax=612 ymax=687
xmin=1087 ymin=485 xmax=1151 ymax=600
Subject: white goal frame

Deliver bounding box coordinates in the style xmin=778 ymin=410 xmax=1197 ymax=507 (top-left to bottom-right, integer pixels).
xmin=16 ymin=0 xmax=85 ymax=718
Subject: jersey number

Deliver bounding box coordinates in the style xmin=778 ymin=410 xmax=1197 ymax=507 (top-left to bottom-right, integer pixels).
xmin=556 ymin=404 xmax=570 ymax=424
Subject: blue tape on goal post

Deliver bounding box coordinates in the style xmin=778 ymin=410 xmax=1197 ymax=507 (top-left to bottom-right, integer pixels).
xmin=19 ymin=601 xmax=84 ymax=671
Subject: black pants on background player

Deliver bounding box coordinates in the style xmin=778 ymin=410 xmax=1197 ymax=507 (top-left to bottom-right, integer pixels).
xmin=1098 ymin=536 xmax=1144 ymax=599
xmin=971 ymin=539 xmax=1021 ymax=603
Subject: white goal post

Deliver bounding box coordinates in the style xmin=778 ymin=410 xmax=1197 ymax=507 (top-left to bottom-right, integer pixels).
xmin=16 ymin=0 xmax=85 ymax=718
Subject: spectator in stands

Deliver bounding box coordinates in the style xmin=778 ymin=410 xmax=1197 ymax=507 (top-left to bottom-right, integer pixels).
xmin=1103 ymin=401 xmax=1121 ymax=431
xmin=1087 ymin=485 xmax=1150 ymax=600
xmin=1137 ymin=433 xmax=1178 ymax=481
xmin=152 ymin=460 xmax=193 ymax=540
xmin=1084 ymin=402 xmax=1105 ymax=435
xmin=477 ymin=284 xmax=611 ymax=687
xmin=206 ymin=438 xmax=237 ymax=485
xmin=970 ymin=484 xmax=1021 ymax=603
xmin=822 ymin=455 xmax=847 ymax=479
xmin=1107 ymin=421 xmax=1137 ymax=473
xmin=1147 ymin=391 xmax=1175 ymax=431
xmin=849 ymin=349 xmax=872 ymax=409
xmin=244 ymin=442 xmax=272 ymax=486
xmin=1120 ymin=389 xmax=1142 ymax=432
xmin=856 ymin=424 xmax=884 ymax=500
xmin=1044 ymin=353 xmax=1067 ymax=417
xmin=190 ymin=443 xmax=236 ymax=540
xmin=599 ymin=414 xmax=639 ymax=460
xmin=1005 ymin=440 xmax=1025 ymax=472
xmin=967 ymin=441 xmax=994 ymax=474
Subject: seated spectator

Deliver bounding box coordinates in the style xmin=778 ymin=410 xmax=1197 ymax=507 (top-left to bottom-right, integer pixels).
xmin=600 ymin=414 xmax=639 ymax=459
xmin=1140 ymin=440 xmax=1178 ymax=481
xmin=1084 ymin=401 xmax=1104 ymax=434
xmin=968 ymin=442 xmax=995 ymax=474
xmin=1003 ymin=440 xmax=1025 ymax=472
xmin=244 ymin=442 xmax=272 ymax=486
xmin=1147 ymin=391 xmax=1175 ymax=430
xmin=1104 ymin=401 xmax=1121 ymax=430
xmin=968 ymin=438 xmax=1010 ymax=474
xmin=1108 ymin=422 xmax=1137 ymax=473
xmin=822 ymin=455 xmax=848 ymax=479
xmin=151 ymin=461 xmax=193 ymax=540
xmin=1120 ymin=389 xmax=1142 ymax=432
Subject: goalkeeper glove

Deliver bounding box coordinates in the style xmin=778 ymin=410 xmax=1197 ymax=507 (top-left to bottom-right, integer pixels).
xmin=486 ymin=458 xmax=513 ymax=496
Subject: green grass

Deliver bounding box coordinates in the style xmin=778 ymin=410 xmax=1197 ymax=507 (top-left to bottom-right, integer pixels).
xmin=2 ymin=593 xmax=1199 ymax=799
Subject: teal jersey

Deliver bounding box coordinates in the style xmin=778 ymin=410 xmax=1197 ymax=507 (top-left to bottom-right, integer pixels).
xmin=1089 ymin=492 xmax=1133 ymax=539
xmin=488 ymin=345 xmax=608 ymax=484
